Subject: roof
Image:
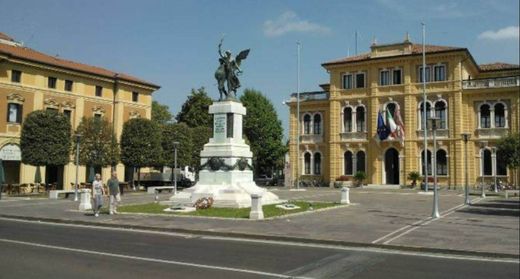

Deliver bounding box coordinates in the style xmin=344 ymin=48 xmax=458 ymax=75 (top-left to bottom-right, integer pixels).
xmin=478 ymin=62 xmax=520 ymax=72
xmin=0 ymin=33 xmax=159 ymax=89
xmin=322 ymin=44 xmax=465 ymax=66
xmin=0 ymin=32 xmax=15 ymax=42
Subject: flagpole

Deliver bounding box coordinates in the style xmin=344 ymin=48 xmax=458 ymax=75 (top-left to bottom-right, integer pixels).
xmin=422 ymin=23 xmax=429 ymax=193
xmin=296 ymin=41 xmax=301 ymax=190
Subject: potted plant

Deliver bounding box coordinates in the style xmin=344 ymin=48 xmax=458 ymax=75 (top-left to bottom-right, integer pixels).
xmin=353 ymin=171 xmax=366 ymax=187
xmin=334 ymin=176 xmax=351 ymax=188
xmin=407 ymin=171 xmax=422 ymax=188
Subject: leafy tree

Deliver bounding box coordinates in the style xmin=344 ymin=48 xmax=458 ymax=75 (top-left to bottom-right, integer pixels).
xmin=176 ymin=87 xmax=213 ymax=128
xmin=497 ymin=132 xmax=520 ymax=186
xmin=75 ymin=117 xmax=119 ymax=168
xmin=20 ymin=110 xmax=72 ymax=180
xmin=189 ymin=125 xmax=213 ymax=172
xmin=120 ymin=118 xmax=163 ymax=185
xmin=162 ymin=123 xmax=193 ymax=169
xmin=152 ymin=100 xmax=173 ymax=127
xmin=240 ymin=89 xmax=287 ymax=177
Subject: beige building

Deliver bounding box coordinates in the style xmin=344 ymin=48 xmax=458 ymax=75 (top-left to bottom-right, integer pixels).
xmin=0 ymin=32 xmax=160 ymax=189
xmin=288 ymin=37 xmax=519 ymax=188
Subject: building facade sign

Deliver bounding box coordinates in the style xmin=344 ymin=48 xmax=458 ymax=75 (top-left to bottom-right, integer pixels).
xmin=0 ymin=144 xmax=21 ymax=161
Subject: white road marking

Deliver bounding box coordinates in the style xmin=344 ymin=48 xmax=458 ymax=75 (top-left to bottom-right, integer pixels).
xmin=378 ymin=198 xmax=484 ymax=245
xmin=0 ymin=238 xmax=313 ymax=279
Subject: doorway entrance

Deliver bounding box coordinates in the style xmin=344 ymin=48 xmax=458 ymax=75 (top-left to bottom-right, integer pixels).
xmin=46 ymin=165 xmax=64 ymax=190
xmin=384 ymin=148 xmax=399 ymax=184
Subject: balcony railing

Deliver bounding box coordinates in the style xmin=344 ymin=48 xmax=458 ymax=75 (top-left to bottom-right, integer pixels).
xmin=463 ymin=76 xmax=519 ymax=89
xmin=290 ymin=91 xmax=329 ymax=102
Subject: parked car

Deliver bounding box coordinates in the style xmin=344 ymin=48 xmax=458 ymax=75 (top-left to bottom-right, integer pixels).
xmin=255 ymin=175 xmax=274 ymax=186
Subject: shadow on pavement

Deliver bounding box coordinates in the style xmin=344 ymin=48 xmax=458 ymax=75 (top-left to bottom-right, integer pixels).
xmin=471 ymin=202 xmax=520 ymax=210
xmin=459 ymin=202 xmax=520 ymax=217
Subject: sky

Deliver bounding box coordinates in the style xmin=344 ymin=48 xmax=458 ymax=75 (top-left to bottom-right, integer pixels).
xmin=1 ymin=0 xmax=518 ymax=138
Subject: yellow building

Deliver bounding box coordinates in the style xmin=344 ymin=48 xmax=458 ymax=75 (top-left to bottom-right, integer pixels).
xmin=0 ymin=32 xmax=160 ymax=189
xmin=288 ymin=36 xmax=519 ymax=188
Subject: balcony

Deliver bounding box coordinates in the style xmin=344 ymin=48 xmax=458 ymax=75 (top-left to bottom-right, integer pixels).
xmin=340 ymin=131 xmax=367 ymax=141
xmin=477 ymin=128 xmax=509 ymax=139
xmin=416 ymin=129 xmax=449 ymax=139
xmin=289 ymin=91 xmax=329 ymax=102
xmin=463 ymin=76 xmax=519 ymax=89
xmin=301 ymin=134 xmax=323 ymax=143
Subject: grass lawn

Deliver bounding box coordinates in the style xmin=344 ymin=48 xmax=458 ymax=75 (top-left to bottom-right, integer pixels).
xmin=118 ymin=201 xmax=340 ymax=219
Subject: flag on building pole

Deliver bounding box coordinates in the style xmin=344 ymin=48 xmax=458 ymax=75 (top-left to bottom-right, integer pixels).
xmin=394 ymin=106 xmax=406 ymax=146
xmin=376 ymin=110 xmax=390 ymax=143
xmin=386 ymin=109 xmax=398 ymax=139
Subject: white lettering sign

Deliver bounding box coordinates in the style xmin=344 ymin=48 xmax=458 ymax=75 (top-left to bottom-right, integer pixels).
xmin=213 ymin=114 xmax=227 ymax=142
xmin=0 ymin=144 xmax=21 ymax=161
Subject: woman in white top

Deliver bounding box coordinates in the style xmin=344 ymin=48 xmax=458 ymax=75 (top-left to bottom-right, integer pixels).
xmin=92 ymin=173 xmax=105 ymax=217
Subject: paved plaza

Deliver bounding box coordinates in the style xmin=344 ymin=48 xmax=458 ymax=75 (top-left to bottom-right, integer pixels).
xmin=1 ymin=187 xmax=518 ymax=257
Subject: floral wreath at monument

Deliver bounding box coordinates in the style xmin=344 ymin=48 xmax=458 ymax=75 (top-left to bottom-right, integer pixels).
xmin=200 ymin=157 xmax=253 ymax=171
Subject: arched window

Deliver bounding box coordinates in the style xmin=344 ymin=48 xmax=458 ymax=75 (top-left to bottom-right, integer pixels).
xmin=436 ymin=149 xmax=448 ymax=175
xmin=419 ymin=101 xmax=431 ymax=130
xmin=303 ymin=114 xmax=312 ymax=134
xmin=480 ymin=104 xmax=491 ymax=128
xmin=435 ymin=101 xmax=447 ymax=129
xmin=482 ymin=149 xmax=492 ymax=176
xmin=344 ymin=151 xmax=353 ymax=175
xmin=494 ymin=103 xmax=505 ymax=128
xmin=304 ymin=152 xmax=311 ymax=175
xmin=497 ymin=150 xmax=507 ymax=176
xmin=313 ymin=114 xmax=322 ymax=135
xmin=421 ymin=149 xmax=432 ymax=175
xmin=356 ymin=106 xmax=365 ymax=132
xmin=314 ymin=153 xmax=322 ymax=175
xmin=356 ymin=151 xmax=366 ymax=173
xmin=343 ymin=107 xmax=352 ymax=132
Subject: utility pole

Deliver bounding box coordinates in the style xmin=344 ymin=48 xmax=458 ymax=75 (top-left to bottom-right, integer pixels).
xmin=422 ymin=23 xmax=429 ymax=193
xmin=296 ymin=41 xmax=301 ymax=190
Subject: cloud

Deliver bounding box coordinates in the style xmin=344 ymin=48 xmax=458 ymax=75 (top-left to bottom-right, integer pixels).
xmin=376 ymin=0 xmax=479 ymax=19
xmin=263 ymin=11 xmax=331 ymax=37
xmin=478 ymin=26 xmax=519 ymax=40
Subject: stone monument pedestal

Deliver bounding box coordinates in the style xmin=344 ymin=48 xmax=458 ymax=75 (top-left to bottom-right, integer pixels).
xmin=169 ymin=100 xmax=283 ymax=208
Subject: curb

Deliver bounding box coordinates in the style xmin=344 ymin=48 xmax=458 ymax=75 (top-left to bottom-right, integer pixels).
xmin=1 ymin=213 xmax=518 ymax=261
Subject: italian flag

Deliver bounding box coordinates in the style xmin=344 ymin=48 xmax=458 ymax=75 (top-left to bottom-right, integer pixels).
xmin=386 ymin=110 xmax=397 ymax=139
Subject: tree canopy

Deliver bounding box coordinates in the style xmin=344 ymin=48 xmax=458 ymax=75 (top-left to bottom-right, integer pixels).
xmin=20 ymin=110 xmax=72 ymax=167
xmin=189 ymin=125 xmax=213 ymax=172
xmin=240 ymin=88 xmax=287 ymax=176
xmin=162 ymin=122 xmax=193 ymax=168
xmin=75 ymin=117 xmax=119 ymax=168
xmin=176 ymin=87 xmax=213 ymax=128
xmin=120 ymin=118 xmax=163 ymax=168
xmin=152 ymin=100 xmax=173 ymax=127
xmin=497 ymin=133 xmax=520 ymax=169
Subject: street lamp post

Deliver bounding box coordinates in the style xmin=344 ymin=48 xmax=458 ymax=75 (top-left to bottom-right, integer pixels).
xmin=461 ymin=133 xmax=471 ymax=205
xmin=74 ymin=134 xmax=82 ymax=202
xmin=491 ymin=147 xmax=498 ymax=193
xmin=172 ymin=142 xmax=179 ymax=196
xmin=480 ymin=142 xmax=487 ymax=198
xmin=429 ymin=117 xmax=440 ymax=218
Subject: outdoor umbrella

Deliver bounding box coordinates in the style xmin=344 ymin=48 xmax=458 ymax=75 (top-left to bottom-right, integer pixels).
xmin=0 ymin=159 xmax=5 ymax=200
xmin=88 ymin=165 xmax=95 ymax=183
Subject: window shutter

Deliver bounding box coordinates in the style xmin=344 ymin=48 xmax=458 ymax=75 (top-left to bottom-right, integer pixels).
xmin=17 ymin=104 xmax=23 ymax=123
xmin=6 ymin=104 xmax=9 ymax=122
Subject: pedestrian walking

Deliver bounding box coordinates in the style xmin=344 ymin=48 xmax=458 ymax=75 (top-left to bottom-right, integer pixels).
xmin=107 ymin=170 xmax=121 ymax=215
xmin=92 ymin=173 xmax=105 ymax=217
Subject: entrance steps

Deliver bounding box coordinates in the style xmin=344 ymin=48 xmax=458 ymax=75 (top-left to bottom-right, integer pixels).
xmin=363 ymin=184 xmax=401 ymax=190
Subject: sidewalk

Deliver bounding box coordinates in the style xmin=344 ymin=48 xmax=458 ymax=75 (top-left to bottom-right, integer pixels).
xmin=1 ymin=188 xmax=518 ymax=258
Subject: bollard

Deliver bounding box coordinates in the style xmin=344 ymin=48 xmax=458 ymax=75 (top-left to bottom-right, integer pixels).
xmin=155 ymin=189 xmax=159 ymax=203
xmin=79 ymin=189 xmax=92 ymax=211
xmin=249 ymin=193 xmax=264 ymax=220
xmin=340 ymin=187 xmax=350 ymax=204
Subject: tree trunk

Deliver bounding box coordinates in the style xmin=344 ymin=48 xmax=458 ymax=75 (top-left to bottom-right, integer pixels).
xmin=137 ymin=167 xmax=141 ymax=191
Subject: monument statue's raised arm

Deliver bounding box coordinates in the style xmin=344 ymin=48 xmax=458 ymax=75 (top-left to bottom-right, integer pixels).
xmin=214 ymin=38 xmax=250 ymax=100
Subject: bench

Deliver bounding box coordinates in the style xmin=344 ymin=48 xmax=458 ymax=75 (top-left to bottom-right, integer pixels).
xmin=147 ymin=186 xmax=175 ymax=194
xmin=505 ymin=190 xmax=519 ymax=199
xmin=49 ymin=190 xmax=75 ymax=199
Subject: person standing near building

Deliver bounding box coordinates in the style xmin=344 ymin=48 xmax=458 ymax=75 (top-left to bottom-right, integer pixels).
xmin=92 ymin=173 xmax=105 ymax=217
xmin=107 ymin=170 xmax=120 ymax=215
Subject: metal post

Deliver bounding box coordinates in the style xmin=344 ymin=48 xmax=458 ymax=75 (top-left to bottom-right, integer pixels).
xmin=296 ymin=41 xmax=301 ymax=190
xmin=74 ymin=134 xmax=81 ymax=202
xmin=480 ymin=143 xmax=486 ymax=198
xmin=462 ymin=133 xmax=471 ymax=205
xmin=430 ymin=117 xmax=440 ymax=218
xmin=173 ymin=142 xmax=179 ymax=195
xmin=492 ymin=147 xmax=497 ymax=192
xmin=421 ymin=23 xmax=429 ymax=193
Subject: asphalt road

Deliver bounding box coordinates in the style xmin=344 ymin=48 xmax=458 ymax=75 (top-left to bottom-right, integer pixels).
xmin=0 ymin=218 xmax=518 ymax=279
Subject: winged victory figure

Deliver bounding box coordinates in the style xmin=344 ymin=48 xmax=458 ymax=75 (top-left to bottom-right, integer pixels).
xmin=214 ymin=38 xmax=250 ymax=100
